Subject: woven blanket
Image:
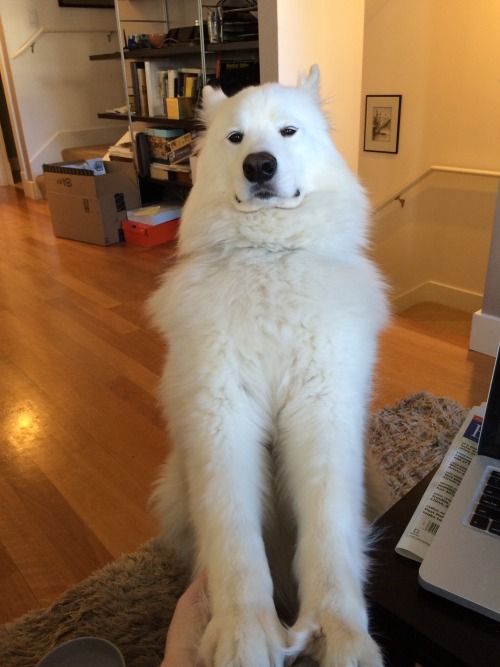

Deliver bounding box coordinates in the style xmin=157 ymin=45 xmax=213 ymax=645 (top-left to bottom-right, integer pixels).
xmin=0 ymin=392 xmax=467 ymax=667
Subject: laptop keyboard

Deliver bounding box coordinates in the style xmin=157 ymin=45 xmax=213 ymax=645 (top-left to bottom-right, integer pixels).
xmin=469 ymin=468 xmax=500 ymax=537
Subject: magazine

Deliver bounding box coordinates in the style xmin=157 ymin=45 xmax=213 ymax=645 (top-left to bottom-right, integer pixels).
xmin=395 ymin=405 xmax=485 ymax=562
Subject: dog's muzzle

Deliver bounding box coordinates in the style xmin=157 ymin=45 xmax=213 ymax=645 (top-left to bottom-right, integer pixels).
xmin=235 ymin=151 xmax=301 ymax=207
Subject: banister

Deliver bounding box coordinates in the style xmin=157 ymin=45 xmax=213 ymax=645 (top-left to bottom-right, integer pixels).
xmin=13 ymin=27 xmax=115 ymax=59
xmin=374 ymin=165 xmax=500 ymax=214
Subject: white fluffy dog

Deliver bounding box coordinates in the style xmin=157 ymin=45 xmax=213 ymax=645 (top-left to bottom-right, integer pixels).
xmin=148 ymin=66 xmax=389 ymax=667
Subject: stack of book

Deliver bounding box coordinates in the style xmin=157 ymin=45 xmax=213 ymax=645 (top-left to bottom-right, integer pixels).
xmin=130 ymin=64 xmax=211 ymax=119
xmin=146 ymin=129 xmax=199 ymax=183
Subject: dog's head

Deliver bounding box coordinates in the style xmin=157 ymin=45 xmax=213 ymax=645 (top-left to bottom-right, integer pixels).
xmin=196 ymin=65 xmax=339 ymax=213
xmin=180 ymin=67 xmax=368 ymax=256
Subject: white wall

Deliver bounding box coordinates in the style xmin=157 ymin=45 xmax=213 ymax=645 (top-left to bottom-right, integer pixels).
xmin=260 ymin=0 xmax=365 ymax=174
xmin=361 ymin=0 xmax=500 ymax=316
xmin=360 ymin=0 xmax=500 ymax=207
xmin=0 ymin=0 xmax=127 ymax=192
xmin=371 ymin=171 xmax=498 ymax=312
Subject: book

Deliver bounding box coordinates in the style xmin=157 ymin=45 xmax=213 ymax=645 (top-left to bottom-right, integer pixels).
xmin=167 ymin=69 xmax=179 ymax=99
xmin=137 ymin=65 xmax=148 ymax=117
xmin=150 ymin=162 xmax=191 ymax=174
xmin=108 ymin=143 xmax=134 ymax=160
xmin=165 ymin=97 xmax=194 ymax=120
xmin=168 ymin=143 xmax=195 ymax=164
xmin=167 ymin=130 xmax=199 ymax=152
xmin=178 ymin=68 xmax=202 ymax=99
xmin=150 ymin=161 xmax=192 ymax=184
xmin=216 ymin=59 xmax=260 ymax=95
xmin=183 ymin=73 xmax=199 ymax=99
xmin=130 ymin=62 xmax=145 ymax=115
xmin=145 ymin=61 xmax=171 ymax=116
xmin=127 ymin=202 xmax=183 ymax=226
xmin=145 ymin=127 xmax=184 ymax=139
xmin=159 ymin=70 xmax=169 ymax=104
xmin=395 ymin=405 xmax=485 ymax=562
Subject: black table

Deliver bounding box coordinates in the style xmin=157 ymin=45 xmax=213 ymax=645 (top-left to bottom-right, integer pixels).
xmin=368 ymin=473 xmax=500 ymax=666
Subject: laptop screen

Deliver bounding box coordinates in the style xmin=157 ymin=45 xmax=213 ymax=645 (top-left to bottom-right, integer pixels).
xmin=478 ymin=343 xmax=500 ymax=459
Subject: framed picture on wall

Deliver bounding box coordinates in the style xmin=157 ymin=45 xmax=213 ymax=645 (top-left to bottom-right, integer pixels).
xmin=364 ymin=95 xmax=402 ymax=154
xmin=58 ymin=0 xmax=114 ymax=8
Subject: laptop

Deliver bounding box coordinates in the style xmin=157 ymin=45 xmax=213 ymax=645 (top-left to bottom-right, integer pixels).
xmin=418 ymin=344 xmax=500 ymax=621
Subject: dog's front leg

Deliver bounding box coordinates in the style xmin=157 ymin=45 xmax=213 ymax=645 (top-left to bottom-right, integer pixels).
xmin=183 ymin=394 xmax=287 ymax=667
xmin=280 ymin=376 xmax=384 ymax=667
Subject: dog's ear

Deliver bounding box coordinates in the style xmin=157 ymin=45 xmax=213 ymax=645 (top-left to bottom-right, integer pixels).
xmin=298 ymin=65 xmax=320 ymax=101
xmin=201 ymin=85 xmax=227 ymax=127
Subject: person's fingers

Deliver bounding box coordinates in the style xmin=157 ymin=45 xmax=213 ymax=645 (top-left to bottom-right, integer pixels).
xmin=161 ymin=574 xmax=210 ymax=667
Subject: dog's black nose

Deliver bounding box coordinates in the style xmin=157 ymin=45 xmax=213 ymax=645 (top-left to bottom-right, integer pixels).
xmin=243 ymin=152 xmax=277 ymax=184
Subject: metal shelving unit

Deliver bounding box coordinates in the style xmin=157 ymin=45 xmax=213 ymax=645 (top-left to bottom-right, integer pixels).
xmin=90 ymin=1 xmax=259 ymax=201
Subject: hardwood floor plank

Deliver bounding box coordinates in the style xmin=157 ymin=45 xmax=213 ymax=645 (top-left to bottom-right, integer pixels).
xmin=0 ymin=547 xmax=39 ymax=625
xmin=56 ymin=273 xmax=123 ymax=310
xmin=0 ymin=462 xmax=110 ymax=618
xmin=374 ymin=320 xmax=494 ymax=411
xmin=32 ymin=444 xmax=158 ymax=556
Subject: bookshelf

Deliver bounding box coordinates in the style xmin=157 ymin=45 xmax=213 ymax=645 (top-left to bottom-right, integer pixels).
xmin=91 ymin=0 xmax=259 ymax=204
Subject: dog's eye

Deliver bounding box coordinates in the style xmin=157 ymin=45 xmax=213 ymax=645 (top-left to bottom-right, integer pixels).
xmin=227 ymin=131 xmax=244 ymax=144
xmin=280 ymin=126 xmax=298 ymax=137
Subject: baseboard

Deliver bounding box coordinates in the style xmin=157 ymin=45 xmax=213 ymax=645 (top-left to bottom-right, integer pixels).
xmin=393 ymin=281 xmax=483 ymax=314
xmin=469 ymin=311 xmax=500 ymax=357
xmin=21 ymin=174 xmax=43 ymax=200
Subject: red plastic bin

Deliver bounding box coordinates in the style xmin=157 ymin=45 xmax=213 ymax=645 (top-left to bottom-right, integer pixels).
xmin=122 ymin=218 xmax=180 ymax=247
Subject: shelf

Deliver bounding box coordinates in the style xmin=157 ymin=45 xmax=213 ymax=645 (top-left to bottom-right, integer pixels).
xmin=89 ymin=51 xmax=121 ymax=61
xmin=207 ymin=40 xmax=259 ymax=53
xmin=126 ymin=40 xmax=258 ymax=59
xmin=98 ymin=112 xmax=199 ymax=129
xmin=90 ymin=40 xmax=259 ymax=62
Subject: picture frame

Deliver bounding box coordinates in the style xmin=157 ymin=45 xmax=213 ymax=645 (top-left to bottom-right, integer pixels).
xmin=364 ymin=95 xmax=402 ymax=154
xmin=58 ymin=0 xmax=115 ymax=8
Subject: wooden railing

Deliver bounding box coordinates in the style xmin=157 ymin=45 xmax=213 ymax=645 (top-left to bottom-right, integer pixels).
xmin=375 ymin=165 xmax=500 ymax=214
xmin=13 ymin=27 xmax=115 ymax=59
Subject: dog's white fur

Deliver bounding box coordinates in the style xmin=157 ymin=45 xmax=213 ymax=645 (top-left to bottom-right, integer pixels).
xmin=148 ymin=66 xmax=389 ymax=667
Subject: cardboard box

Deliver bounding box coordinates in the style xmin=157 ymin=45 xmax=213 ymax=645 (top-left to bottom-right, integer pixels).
xmin=43 ymin=160 xmax=141 ymax=246
xmin=122 ymin=218 xmax=180 ymax=247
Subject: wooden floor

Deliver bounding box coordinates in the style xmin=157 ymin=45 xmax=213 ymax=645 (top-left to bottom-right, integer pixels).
xmin=0 ymin=186 xmax=494 ymax=625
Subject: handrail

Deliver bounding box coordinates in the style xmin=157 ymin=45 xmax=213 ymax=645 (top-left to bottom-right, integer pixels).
xmin=375 ymin=165 xmax=500 ymax=214
xmin=13 ymin=27 xmax=115 ymax=59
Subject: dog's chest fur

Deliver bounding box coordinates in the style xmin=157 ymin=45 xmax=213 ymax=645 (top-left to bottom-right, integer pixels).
xmin=169 ymin=247 xmax=373 ymax=351
xmin=158 ymin=243 xmax=381 ymax=429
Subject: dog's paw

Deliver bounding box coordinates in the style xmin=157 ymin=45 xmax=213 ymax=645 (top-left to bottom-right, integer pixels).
xmin=292 ymin=613 xmax=383 ymax=667
xmin=199 ymin=608 xmax=287 ymax=667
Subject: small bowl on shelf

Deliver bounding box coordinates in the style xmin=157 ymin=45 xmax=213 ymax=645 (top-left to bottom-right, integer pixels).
xmin=150 ymin=33 xmax=168 ymax=49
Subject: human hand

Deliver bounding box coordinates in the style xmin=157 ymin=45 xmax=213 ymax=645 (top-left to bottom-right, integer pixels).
xmin=160 ymin=574 xmax=209 ymax=667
